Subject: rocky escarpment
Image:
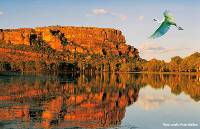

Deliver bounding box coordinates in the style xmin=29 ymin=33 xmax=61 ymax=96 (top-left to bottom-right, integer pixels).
xmin=0 ymin=26 xmax=138 ymax=57
xmin=0 ymin=26 xmax=141 ymax=73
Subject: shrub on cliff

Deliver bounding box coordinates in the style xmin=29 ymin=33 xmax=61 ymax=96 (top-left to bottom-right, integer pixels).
xmin=61 ymin=40 xmax=68 ymax=51
xmin=32 ymin=40 xmax=54 ymax=54
xmin=102 ymin=48 xmax=107 ymax=56
xmin=30 ymin=33 xmax=55 ymax=54
xmin=50 ymin=29 xmax=69 ymax=51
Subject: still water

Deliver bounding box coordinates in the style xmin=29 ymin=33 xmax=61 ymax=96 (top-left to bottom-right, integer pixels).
xmin=0 ymin=73 xmax=200 ymax=129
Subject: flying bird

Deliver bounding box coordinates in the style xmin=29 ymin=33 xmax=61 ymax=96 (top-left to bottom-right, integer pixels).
xmin=150 ymin=10 xmax=183 ymax=39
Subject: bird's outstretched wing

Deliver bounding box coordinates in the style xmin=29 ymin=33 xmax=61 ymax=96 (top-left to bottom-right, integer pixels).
xmin=150 ymin=21 xmax=171 ymax=39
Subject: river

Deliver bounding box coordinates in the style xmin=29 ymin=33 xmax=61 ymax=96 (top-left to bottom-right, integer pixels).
xmin=0 ymin=73 xmax=199 ymax=129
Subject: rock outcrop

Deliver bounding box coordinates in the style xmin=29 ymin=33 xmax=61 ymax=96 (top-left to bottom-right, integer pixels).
xmin=0 ymin=26 xmax=139 ymax=57
xmin=0 ymin=26 xmax=142 ymax=73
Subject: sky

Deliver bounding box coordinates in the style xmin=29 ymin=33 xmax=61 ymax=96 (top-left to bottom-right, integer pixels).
xmin=0 ymin=0 xmax=199 ymax=61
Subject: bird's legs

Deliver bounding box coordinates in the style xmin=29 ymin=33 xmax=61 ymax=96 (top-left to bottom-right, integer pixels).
xmin=153 ymin=18 xmax=162 ymax=24
xmin=175 ymin=24 xmax=184 ymax=30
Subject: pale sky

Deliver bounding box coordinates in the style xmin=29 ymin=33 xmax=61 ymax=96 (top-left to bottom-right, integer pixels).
xmin=0 ymin=0 xmax=199 ymax=61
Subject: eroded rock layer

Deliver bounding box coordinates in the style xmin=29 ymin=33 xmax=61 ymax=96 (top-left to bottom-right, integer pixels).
xmin=0 ymin=26 xmax=138 ymax=57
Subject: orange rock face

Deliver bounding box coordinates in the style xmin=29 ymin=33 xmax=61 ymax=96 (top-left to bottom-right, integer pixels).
xmin=0 ymin=26 xmax=138 ymax=57
xmin=0 ymin=28 xmax=33 ymax=45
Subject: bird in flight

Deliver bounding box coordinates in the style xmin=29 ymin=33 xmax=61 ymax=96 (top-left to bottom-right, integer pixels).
xmin=150 ymin=10 xmax=183 ymax=39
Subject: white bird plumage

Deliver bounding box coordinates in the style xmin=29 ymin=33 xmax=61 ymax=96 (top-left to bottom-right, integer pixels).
xmin=150 ymin=10 xmax=183 ymax=39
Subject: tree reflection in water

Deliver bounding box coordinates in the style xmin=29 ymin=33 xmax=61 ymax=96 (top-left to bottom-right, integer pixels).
xmin=0 ymin=73 xmax=199 ymax=128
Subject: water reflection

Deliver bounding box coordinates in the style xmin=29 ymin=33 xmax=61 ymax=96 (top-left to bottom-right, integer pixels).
xmin=0 ymin=73 xmax=200 ymax=128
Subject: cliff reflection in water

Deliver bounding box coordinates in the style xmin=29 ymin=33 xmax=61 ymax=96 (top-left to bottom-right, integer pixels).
xmin=0 ymin=73 xmax=200 ymax=128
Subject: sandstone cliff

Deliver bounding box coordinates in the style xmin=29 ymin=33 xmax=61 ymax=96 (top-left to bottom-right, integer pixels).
xmin=0 ymin=26 xmax=138 ymax=57
xmin=0 ymin=26 xmax=141 ymax=73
